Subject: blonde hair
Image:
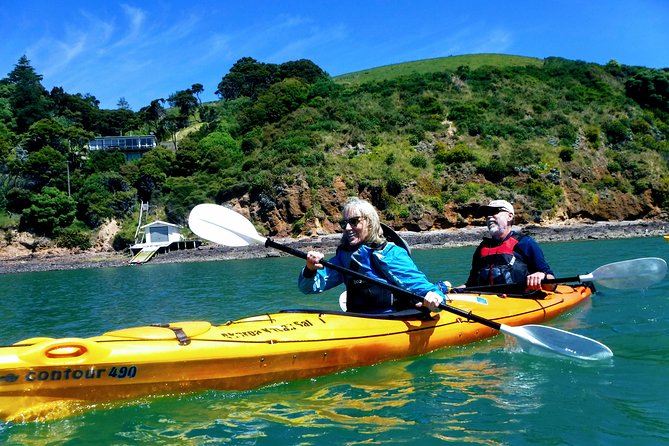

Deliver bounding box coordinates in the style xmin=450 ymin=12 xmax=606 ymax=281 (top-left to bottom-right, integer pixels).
xmin=339 ymin=197 xmax=385 ymax=247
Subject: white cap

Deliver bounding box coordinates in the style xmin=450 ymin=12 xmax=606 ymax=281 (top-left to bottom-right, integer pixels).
xmin=479 ymin=199 xmax=514 ymax=216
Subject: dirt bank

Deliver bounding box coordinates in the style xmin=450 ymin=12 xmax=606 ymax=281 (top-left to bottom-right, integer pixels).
xmin=1 ymin=219 xmax=666 ymax=275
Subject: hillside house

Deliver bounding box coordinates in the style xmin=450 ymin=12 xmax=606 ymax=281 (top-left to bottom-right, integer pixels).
xmin=87 ymin=135 xmax=157 ymax=161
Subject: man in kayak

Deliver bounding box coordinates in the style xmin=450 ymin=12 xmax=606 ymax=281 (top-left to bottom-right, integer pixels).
xmin=464 ymin=199 xmax=555 ymax=291
xmin=298 ymin=197 xmax=446 ymax=313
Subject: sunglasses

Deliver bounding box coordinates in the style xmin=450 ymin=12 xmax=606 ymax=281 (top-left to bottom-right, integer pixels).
xmin=339 ymin=216 xmax=363 ymax=229
xmin=482 ymin=208 xmax=509 ymax=217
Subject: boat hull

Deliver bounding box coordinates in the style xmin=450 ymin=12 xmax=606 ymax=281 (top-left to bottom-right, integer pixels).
xmin=0 ymin=285 xmax=592 ymax=422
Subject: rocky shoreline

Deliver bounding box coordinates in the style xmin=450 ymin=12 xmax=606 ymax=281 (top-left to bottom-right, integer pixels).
xmin=1 ymin=219 xmax=667 ymax=275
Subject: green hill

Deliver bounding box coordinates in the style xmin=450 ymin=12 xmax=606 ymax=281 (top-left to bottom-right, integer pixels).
xmin=334 ymin=54 xmax=543 ymax=85
xmin=2 ymin=53 xmax=669 ymax=249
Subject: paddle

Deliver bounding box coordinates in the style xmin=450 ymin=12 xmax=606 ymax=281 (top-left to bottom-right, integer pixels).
xmin=188 ymin=203 xmax=613 ymax=361
xmin=463 ymin=257 xmax=667 ymax=293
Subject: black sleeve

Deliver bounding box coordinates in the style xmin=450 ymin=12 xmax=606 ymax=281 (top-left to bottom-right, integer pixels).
xmin=465 ymin=244 xmax=484 ymax=286
xmin=301 ymin=266 xmax=317 ymax=278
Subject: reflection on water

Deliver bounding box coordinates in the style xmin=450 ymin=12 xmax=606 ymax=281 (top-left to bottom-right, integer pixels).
xmin=5 ymin=345 xmax=530 ymax=444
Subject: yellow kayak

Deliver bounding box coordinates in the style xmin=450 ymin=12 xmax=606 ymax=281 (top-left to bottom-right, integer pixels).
xmin=0 ymin=285 xmax=592 ymax=422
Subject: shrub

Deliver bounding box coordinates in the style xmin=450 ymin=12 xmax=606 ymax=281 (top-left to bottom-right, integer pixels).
xmin=112 ymin=230 xmax=135 ymax=251
xmin=410 ymin=154 xmax=428 ymax=168
xmin=559 ymin=147 xmax=574 ymax=162
xmin=523 ymin=179 xmax=563 ymax=210
xmin=5 ymin=187 xmax=33 ymax=214
xmin=607 ymin=160 xmax=622 ymax=173
xmin=454 ymin=182 xmax=481 ymax=204
xmin=477 ymin=158 xmax=513 ymax=182
xmin=584 ymin=126 xmax=600 ymax=145
xmin=435 ymin=143 xmax=478 ymax=164
xmin=20 ymin=187 xmax=76 ymax=236
xmin=385 ymin=177 xmax=403 ymax=196
xmin=603 ymin=120 xmax=631 ymax=145
xmin=55 ymin=227 xmax=92 ymax=250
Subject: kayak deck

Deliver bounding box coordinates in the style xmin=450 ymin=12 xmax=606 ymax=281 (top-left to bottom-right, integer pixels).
xmin=0 ymin=285 xmax=592 ymax=422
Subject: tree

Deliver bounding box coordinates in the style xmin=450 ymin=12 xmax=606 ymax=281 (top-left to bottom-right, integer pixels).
xmin=49 ymin=87 xmax=99 ymax=129
xmin=117 ymin=97 xmax=131 ymax=110
xmin=161 ymin=115 xmax=184 ymax=150
xmin=4 ymin=187 xmax=33 ymax=214
xmin=215 ymin=57 xmax=278 ymax=100
xmin=0 ymin=121 xmax=16 ymax=161
xmin=23 ymin=118 xmax=67 ymax=153
xmin=238 ymin=78 xmax=309 ymax=130
xmin=3 ymin=55 xmax=51 ymax=133
xmin=191 ymin=83 xmax=204 ymax=105
xmin=216 ymin=57 xmax=329 ymax=102
xmin=0 ymin=84 xmax=16 ymax=129
xmin=75 ymin=172 xmax=135 ymax=227
xmin=64 ymin=125 xmax=95 ymax=154
xmin=22 ymin=146 xmax=67 ymax=191
xmin=20 ymin=186 xmax=76 ymax=235
xmin=278 ymin=59 xmax=329 ymax=84
xmin=134 ymin=147 xmax=176 ymax=201
xmin=625 ymin=69 xmax=669 ymax=112
xmin=64 ymin=126 xmax=95 ymax=195
xmin=163 ymin=176 xmax=210 ymax=224
xmin=138 ymin=99 xmax=166 ymax=137
xmin=172 ymin=144 xmax=202 ymax=177
xmin=94 ymin=108 xmax=137 ymax=136
xmin=167 ymin=89 xmax=199 ymax=121
xmin=85 ymin=150 xmax=126 ymax=174
xmin=197 ymin=130 xmax=242 ymax=173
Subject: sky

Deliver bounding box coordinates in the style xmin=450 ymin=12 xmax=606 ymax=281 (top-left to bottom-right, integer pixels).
xmin=1 ymin=0 xmax=668 ymax=111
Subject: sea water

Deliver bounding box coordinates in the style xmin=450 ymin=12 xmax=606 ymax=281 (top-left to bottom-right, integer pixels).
xmin=0 ymin=237 xmax=667 ymax=445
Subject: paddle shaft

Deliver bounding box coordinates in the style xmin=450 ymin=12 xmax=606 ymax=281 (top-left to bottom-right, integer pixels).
xmin=264 ymin=239 xmax=503 ymax=331
xmin=462 ymin=276 xmax=580 ymax=293
xmin=462 ymin=257 xmax=666 ymax=293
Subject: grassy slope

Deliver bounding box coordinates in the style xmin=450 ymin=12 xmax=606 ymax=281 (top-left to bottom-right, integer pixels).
xmin=333 ymin=53 xmax=543 ymax=85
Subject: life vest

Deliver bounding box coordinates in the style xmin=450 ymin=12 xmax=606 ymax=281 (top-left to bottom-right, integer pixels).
xmin=344 ymin=245 xmax=414 ymax=313
xmin=477 ymin=233 xmax=529 ymax=285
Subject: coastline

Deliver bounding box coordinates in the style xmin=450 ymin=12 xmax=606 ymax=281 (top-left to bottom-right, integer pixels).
xmin=1 ymin=219 xmax=667 ymax=275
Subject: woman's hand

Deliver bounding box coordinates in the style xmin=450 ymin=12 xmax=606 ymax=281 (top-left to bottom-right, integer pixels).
xmin=416 ymin=291 xmax=443 ymax=312
xmin=305 ymin=251 xmax=325 ymax=271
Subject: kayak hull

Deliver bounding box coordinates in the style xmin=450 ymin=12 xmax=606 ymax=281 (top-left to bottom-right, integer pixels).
xmin=0 ymin=285 xmax=592 ymax=422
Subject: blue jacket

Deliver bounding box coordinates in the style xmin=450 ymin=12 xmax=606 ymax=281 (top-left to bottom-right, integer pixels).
xmin=298 ymin=242 xmax=445 ymax=312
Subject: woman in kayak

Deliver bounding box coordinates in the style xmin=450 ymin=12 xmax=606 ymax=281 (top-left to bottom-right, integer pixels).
xmin=298 ymin=197 xmax=446 ymax=313
xmin=464 ymin=199 xmax=555 ymax=291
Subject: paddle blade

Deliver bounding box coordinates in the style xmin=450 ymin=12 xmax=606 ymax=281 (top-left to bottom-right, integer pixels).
xmin=188 ymin=203 xmax=265 ymax=247
xmin=589 ymin=257 xmax=667 ymax=289
xmin=501 ymin=324 xmax=613 ymax=361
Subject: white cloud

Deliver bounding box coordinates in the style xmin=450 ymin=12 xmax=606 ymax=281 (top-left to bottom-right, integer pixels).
xmin=111 ymin=4 xmax=147 ymax=48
